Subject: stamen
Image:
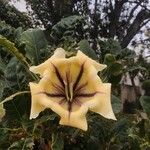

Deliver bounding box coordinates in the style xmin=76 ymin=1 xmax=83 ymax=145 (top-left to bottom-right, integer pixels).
xmin=65 ymin=70 xmax=73 ymax=102
xmin=69 ymin=82 xmax=73 ymax=101
xmin=64 ymin=81 xmax=69 ymax=101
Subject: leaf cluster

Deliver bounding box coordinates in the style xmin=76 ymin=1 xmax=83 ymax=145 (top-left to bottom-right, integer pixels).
xmin=0 ymin=17 xmax=150 ymax=149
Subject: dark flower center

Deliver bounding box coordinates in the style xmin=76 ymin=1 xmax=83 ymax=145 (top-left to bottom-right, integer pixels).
xmin=42 ymin=62 xmax=97 ymax=113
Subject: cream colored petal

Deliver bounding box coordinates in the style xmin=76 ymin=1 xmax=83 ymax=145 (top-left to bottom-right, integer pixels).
xmin=30 ymin=80 xmax=88 ymax=130
xmin=37 ymin=94 xmax=88 ymax=130
xmin=51 ymin=48 xmax=66 ymax=59
xmin=59 ymin=105 xmax=88 ymax=131
xmin=29 ymin=82 xmax=67 ymax=119
xmin=89 ymin=83 xmax=116 ymax=120
xmin=29 ymin=82 xmax=46 ymax=119
xmin=76 ymin=50 xmax=107 ymax=72
xmin=29 ymin=48 xmax=66 ymax=76
xmin=29 ymin=49 xmax=115 ymax=130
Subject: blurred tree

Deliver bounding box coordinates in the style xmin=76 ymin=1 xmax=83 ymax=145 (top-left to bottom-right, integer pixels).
xmin=0 ymin=0 xmax=32 ymax=28
xmin=24 ymin=0 xmax=150 ymax=48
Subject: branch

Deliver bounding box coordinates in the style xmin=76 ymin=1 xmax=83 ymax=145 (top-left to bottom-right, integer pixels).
xmin=140 ymin=19 xmax=150 ymax=28
xmin=47 ymin=0 xmax=59 ymax=25
xmin=125 ymin=3 xmax=139 ymax=27
xmin=108 ymin=0 xmax=127 ymax=38
xmin=121 ymin=9 xmax=150 ymax=48
xmin=0 ymin=91 xmax=30 ymax=105
xmin=128 ymin=0 xmax=150 ymax=12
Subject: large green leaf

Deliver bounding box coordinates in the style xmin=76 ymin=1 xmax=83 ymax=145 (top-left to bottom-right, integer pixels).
xmin=109 ymin=62 xmax=123 ymax=76
xmin=104 ymin=53 xmax=116 ymax=65
xmin=4 ymin=94 xmax=31 ymax=123
xmin=111 ymin=95 xmax=122 ymax=114
xmin=34 ymin=114 xmax=57 ymax=128
xmin=100 ymin=39 xmax=122 ymax=59
xmin=104 ymin=60 xmax=123 ymax=84
xmin=78 ymin=40 xmax=98 ymax=60
xmin=4 ymin=57 xmax=28 ymax=89
xmin=51 ymin=15 xmax=83 ymax=41
xmin=8 ymin=137 xmax=34 ymax=150
xmin=51 ymin=132 xmax=64 ymax=150
xmin=0 ymin=80 xmax=7 ymax=99
xmin=0 ymin=21 xmax=16 ymax=41
xmin=100 ymin=39 xmax=136 ymax=60
xmin=0 ymin=35 xmax=29 ymax=68
xmin=21 ymin=29 xmax=48 ymax=65
xmin=0 ymin=58 xmax=6 ymax=72
xmin=140 ymin=96 xmax=150 ymax=119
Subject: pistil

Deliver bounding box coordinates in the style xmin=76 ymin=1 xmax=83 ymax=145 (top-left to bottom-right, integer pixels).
xmin=64 ymin=81 xmax=73 ymax=102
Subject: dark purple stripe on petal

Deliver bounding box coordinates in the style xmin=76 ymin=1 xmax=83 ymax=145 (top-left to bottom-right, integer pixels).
xmin=44 ymin=92 xmax=65 ymax=98
xmin=51 ymin=63 xmax=65 ymax=88
xmin=73 ymin=62 xmax=85 ymax=91
xmin=68 ymin=101 xmax=72 ymax=113
xmin=59 ymin=98 xmax=66 ymax=105
xmin=74 ymin=82 xmax=88 ymax=94
xmin=51 ymin=82 xmax=64 ymax=94
xmin=68 ymin=101 xmax=72 ymax=119
xmin=73 ymin=99 xmax=82 ymax=106
xmin=75 ymin=92 xmax=97 ymax=98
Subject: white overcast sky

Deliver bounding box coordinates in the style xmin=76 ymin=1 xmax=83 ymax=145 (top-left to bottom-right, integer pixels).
xmin=10 ymin=0 xmax=27 ymax=12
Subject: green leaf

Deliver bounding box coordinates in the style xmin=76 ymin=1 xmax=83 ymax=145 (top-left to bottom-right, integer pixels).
xmin=104 ymin=53 xmax=116 ymax=65
xmin=78 ymin=40 xmax=98 ymax=60
xmin=100 ymin=39 xmax=122 ymax=56
xmin=8 ymin=137 xmax=34 ymax=150
xmin=0 ymin=79 xmax=6 ymax=99
xmin=109 ymin=62 xmax=123 ymax=76
xmin=140 ymin=96 xmax=150 ymax=119
xmin=20 ymin=29 xmax=48 ymax=65
xmin=111 ymin=95 xmax=122 ymax=114
xmin=34 ymin=114 xmax=57 ymax=127
xmin=4 ymin=57 xmax=28 ymax=89
xmin=0 ymin=58 xmax=6 ymax=72
xmin=104 ymin=61 xmax=123 ymax=84
xmin=3 ymin=93 xmax=31 ymax=123
xmin=51 ymin=132 xmax=64 ymax=150
xmin=0 ymin=35 xmax=30 ymax=67
xmin=51 ymin=15 xmax=83 ymax=40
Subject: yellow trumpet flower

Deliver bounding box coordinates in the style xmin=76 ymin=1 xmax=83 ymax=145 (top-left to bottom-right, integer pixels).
xmin=29 ymin=48 xmax=116 ymax=131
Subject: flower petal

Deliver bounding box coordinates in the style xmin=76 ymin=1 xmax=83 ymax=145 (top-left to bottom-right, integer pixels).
xmin=29 ymin=82 xmax=46 ymax=119
xmin=29 ymin=48 xmax=66 ymax=76
xmin=76 ymin=50 xmax=107 ymax=72
xmin=29 ymin=48 xmax=116 ymax=131
xmin=39 ymin=97 xmax=88 ymax=130
xmin=30 ymin=81 xmax=88 ymax=130
xmin=89 ymin=83 xmax=116 ymax=120
xmin=51 ymin=48 xmax=66 ymax=59
xmin=59 ymin=105 xmax=88 ymax=131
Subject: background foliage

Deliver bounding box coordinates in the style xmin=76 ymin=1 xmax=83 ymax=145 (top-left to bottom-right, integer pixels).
xmin=0 ymin=0 xmax=150 ymax=149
